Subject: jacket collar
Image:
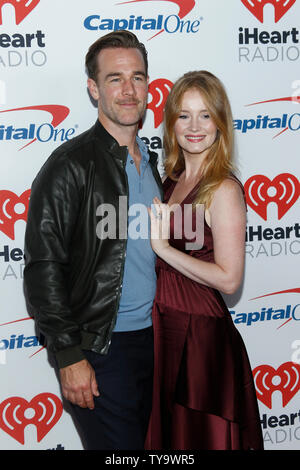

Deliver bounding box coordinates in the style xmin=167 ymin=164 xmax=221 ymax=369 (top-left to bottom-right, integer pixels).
xmin=93 ymin=119 xmax=162 ymax=197
xmin=148 ymin=150 xmax=158 ymax=166
xmin=93 ymin=119 xmax=123 ymax=155
xmin=93 ymin=119 xmax=158 ymax=166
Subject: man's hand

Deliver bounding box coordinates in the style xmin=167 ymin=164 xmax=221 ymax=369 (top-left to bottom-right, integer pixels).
xmin=59 ymin=359 xmax=100 ymax=410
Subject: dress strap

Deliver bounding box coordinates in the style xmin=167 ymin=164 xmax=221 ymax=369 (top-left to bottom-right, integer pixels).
xmin=162 ymin=176 xmax=177 ymax=203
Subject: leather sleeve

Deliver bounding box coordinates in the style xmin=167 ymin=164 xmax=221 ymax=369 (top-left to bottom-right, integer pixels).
xmin=24 ymin=150 xmax=86 ymax=368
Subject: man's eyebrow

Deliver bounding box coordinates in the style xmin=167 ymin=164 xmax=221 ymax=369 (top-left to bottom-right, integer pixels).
xmin=104 ymin=71 xmax=147 ymax=80
xmin=133 ymin=71 xmax=147 ymax=77
xmin=104 ymin=72 xmax=121 ymax=80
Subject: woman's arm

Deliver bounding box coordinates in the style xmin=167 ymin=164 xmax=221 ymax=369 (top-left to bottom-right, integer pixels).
xmin=148 ymin=179 xmax=246 ymax=295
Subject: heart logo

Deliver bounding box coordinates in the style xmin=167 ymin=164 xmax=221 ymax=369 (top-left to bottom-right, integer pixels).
xmin=241 ymin=0 xmax=296 ymax=23
xmin=147 ymin=78 xmax=173 ymax=128
xmin=0 ymin=189 xmax=31 ymax=240
xmin=244 ymin=173 xmax=300 ymax=220
xmin=0 ymin=393 xmax=63 ymax=444
xmin=0 ymin=0 xmax=40 ymax=25
xmin=253 ymin=362 xmax=300 ymax=409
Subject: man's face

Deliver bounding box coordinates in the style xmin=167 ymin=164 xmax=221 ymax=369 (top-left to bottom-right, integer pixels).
xmin=88 ymin=47 xmax=148 ymax=132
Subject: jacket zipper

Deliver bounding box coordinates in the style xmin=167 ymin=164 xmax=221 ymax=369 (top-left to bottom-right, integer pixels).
xmin=101 ymin=150 xmax=129 ymax=353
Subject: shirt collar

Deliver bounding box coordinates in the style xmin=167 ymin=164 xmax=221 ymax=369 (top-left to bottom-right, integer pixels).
xmin=136 ymin=135 xmax=149 ymax=163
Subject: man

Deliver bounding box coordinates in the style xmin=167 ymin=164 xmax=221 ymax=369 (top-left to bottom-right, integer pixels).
xmin=24 ymin=30 xmax=162 ymax=450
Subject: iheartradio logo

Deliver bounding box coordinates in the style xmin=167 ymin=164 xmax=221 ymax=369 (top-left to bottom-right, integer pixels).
xmin=241 ymin=0 xmax=296 ymax=23
xmin=244 ymin=173 xmax=300 ymax=220
xmin=0 ymin=0 xmax=40 ymax=25
xmin=253 ymin=362 xmax=300 ymax=409
xmin=0 ymin=190 xmax=30 ymax=240
xmin=0 ymin=393 xmax=63 ymax=444
xmin=147 ymin=78 xmax=173 ymax=128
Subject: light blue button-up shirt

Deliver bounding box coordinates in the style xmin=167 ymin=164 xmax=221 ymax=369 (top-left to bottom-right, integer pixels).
xmin=114 ymin=137 xmax=160 ymax=332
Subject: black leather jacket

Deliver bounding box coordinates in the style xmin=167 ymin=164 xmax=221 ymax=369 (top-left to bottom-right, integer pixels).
xmin=24 ymin=120 xmax=163 ymax=368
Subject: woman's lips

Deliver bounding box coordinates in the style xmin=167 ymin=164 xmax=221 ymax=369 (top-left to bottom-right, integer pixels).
xmin=185 ymin=135 xmax=205 ymax=142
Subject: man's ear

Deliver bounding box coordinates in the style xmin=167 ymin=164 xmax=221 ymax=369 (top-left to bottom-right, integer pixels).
xmin=87 ymin=78 xmax=99 ymax=101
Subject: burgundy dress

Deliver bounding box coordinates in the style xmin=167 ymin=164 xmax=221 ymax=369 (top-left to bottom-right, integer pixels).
xmin=145 ymin=177 xmax=264 ymax=450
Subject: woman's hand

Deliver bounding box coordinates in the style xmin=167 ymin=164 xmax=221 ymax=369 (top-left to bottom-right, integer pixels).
xmin=148 ymin=197 xmax=171 ymax=256
xmin=147 ymin=179 xmax=246 ymax=295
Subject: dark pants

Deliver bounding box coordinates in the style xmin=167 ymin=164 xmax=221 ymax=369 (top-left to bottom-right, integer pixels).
xmin=69 ymin=326 xmax=154 ymax=450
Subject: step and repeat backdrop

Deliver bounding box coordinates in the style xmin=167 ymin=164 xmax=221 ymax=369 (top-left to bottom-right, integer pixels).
xmin=0 ymin=0 xmax=299 ymax=450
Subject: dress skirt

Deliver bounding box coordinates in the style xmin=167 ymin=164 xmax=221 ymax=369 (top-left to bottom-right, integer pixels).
xmin=145 ymin=267 xmax=264 ymax=450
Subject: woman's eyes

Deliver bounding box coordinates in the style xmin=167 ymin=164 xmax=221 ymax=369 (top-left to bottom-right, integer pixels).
xmin=178 ymin=113 xmax=211 ymax=119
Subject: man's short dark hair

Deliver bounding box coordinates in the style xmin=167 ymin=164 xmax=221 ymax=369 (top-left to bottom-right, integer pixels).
xmin=85 ymin=30 xmax=148 ymax=82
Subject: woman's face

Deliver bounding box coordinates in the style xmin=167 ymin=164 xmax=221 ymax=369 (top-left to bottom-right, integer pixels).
xmin=174 ymin=88 xmax=218 ymax=161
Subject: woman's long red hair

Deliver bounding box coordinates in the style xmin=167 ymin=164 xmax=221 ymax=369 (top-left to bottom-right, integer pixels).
xmin=164 ymin=71 xmax=236 ymax=207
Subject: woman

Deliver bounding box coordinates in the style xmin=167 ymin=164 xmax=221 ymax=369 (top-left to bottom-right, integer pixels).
xmin=146 ymin=71 xmax=264 ymax=450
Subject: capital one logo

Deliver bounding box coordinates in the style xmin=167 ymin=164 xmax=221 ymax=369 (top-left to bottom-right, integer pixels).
xmin=244 ymin=173 xmax=300 ymax=220
xmin=147 ymin=78 xmax=173 ymax=128
xmin=0 ymin=393 xmax=63 ymax=444
xmin=243 ymin=95 xmax=300 ymax=140
xmin=0 ymin=0 xmax=40 ymax=25
xmin=83 ymin=0 xmax=201 ymax=40
xmin=0 ymin=105 xmax=71 ymax=150
xmin=250 ymin=286 xmax=300 ymax=329
xmin=118 ymin=0 xmax=196 ymax=37
xmin=241 ymin=0 xmax=296 ymax=23
xmin=253 ymin=362 xmax=300 ymax=408
xmin=0 ymin=189 xmax=30 ymax=240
